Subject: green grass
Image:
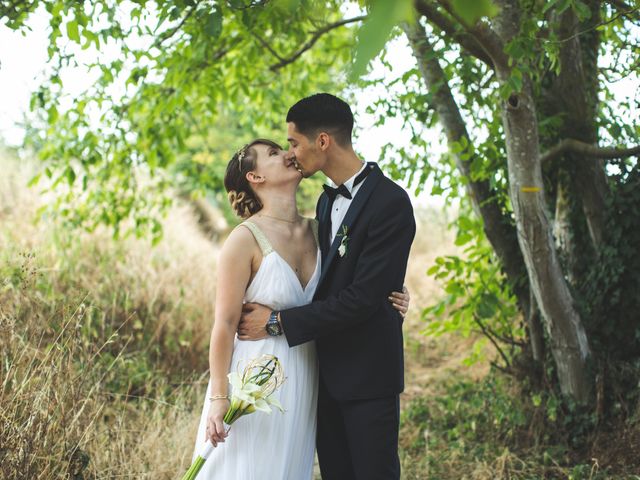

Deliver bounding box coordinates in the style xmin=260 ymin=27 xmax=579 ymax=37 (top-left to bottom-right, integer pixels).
xmin=399 ymin=371 xmax=640 ymax=479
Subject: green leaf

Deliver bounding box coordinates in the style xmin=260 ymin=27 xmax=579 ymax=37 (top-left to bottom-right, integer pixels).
xmin=65 ymin=166 xmax=76 ymax=185
xmin=505 ymin=40 xmax=525 ymax=61
xmin=555 ymin=0 xmax=572 ymax=14
xmin=47 ymin=105 xmax=58 ymax=124
xmin=66 ymin=20 xmax=80 ymax=42
xmin=573 ymin=0 xmax=592 ymax=21
xmin=27 ymin=173 xmax=41 ymax=187
xmin=445 ymin=282 xmax=464 ymax=297
xmin=532 ymin=393 xmax=542 ymax=407
xmin=508 ymin=70 xmax=523 ymax=93
xmin=427 ymin=265 xmax=440 ymax=275
xmin=450 ymin=0 xmax=499 ymax=26
xmin=431 ymin=185 xmax=444 ymax=195
xmin=204 ymin=9 xmax=222 ymax=38
xmin=82 ymin=29 xmax=99 ymax=50
xmin=351 ymin=0 xmax=414 ymax=79
xmin=455 ymin=232 xmax=473 ymax=246
xmin=542 ymin=0 xmax=560 ymax=14
xmin=458 ymin=215 xmax=474 ymax=231
xmin=476 ymin=292 xmax=498 ymax=319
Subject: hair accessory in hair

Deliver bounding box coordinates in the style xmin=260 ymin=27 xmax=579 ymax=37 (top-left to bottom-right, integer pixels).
xmin=237 ymin=144 xmax=249 ymax=172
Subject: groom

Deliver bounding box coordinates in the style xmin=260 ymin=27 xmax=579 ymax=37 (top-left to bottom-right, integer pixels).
xmin=239 ymin=93 xmax=416 ymax=479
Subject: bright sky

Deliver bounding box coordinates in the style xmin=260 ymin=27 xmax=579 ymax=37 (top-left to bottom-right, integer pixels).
xmin=1 ymin=7 xmax=638 ymax=208
xmin=1 ymin=10 xmax=50 ymax=144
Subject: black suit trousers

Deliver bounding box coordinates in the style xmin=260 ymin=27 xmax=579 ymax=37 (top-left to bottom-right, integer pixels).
xmin=316 ymin=376 xmax=401 ymax=480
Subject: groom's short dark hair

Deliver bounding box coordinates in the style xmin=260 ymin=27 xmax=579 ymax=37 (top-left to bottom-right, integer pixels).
xmin=286 ymin=93 xmax=353 ymax=147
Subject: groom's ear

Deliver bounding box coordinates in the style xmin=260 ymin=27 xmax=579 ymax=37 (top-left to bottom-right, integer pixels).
xmin=317 ymin=132 xmax=331 ymax=151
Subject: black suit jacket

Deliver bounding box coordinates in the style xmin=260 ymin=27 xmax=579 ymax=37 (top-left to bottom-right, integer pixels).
xmin=280 ymin=163 xmax=416 ymax=401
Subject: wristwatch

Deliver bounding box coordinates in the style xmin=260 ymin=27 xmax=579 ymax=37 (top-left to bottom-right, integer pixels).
xmin=266 ymin=310 xmax=283 ymax=336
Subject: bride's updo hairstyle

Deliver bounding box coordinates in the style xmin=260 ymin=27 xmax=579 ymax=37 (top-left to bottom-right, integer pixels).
xmin=224 ymin=138 xmax=283 ymax=219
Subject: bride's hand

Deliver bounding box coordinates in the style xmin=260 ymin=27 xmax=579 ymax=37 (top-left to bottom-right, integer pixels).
xmin=389 ymin=285 xmax=410 ymax=318
xmin=206 ymin=399 xmax=230 ymax=447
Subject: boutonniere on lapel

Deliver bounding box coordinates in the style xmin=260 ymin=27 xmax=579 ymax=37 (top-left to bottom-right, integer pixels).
xmin=337 ymin=225 xmax=349 ymax=257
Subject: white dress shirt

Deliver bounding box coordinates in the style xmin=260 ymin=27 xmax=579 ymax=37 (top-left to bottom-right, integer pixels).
xmin=329 ymin=162 xmax=368 ymax=243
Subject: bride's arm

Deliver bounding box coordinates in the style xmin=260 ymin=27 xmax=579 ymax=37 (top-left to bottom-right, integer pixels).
xmin=207 ymin=226 xmax=256 ymax=446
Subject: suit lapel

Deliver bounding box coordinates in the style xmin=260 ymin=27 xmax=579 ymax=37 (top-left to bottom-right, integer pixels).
xmin=317 ymin=164 xmax=382 ymax=288
xmin=318 ymin=194 xmax=331 ymax=258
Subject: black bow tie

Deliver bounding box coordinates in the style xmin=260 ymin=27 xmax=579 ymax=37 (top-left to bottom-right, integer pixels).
xmin=322 ymin=165 xmax=371 ymax=202
xmin=323 ymin=183 xmax=351 ymax=201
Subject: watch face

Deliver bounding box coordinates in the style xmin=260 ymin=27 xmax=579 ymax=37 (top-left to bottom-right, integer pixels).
xmin=266 ymin=322 xmax=281 ymax=336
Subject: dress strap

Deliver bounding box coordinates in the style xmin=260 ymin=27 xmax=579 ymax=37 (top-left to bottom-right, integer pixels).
xmin=309 ymin=219 xmax=319 ymax=248
xmin=238 ymin=221 xmax=274 ymax=256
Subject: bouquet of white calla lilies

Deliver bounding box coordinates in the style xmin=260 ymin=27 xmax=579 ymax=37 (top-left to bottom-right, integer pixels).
xmin=180 ymin=354 xmax=285 ymax=480
xmin=228 ymin=370 xmax=284 ymax=414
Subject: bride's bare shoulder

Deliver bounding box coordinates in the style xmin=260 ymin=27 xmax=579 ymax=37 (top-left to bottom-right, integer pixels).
xmin=219 ymin=223 xmax=259 ymax=257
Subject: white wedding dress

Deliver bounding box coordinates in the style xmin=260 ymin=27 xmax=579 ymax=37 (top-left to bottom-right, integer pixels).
xmin=192 ymin=220 xmax=320 ymax=480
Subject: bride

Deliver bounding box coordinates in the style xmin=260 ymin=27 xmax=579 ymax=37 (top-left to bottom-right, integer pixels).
xmin=191 ymin=139 xmax=408 ymax=479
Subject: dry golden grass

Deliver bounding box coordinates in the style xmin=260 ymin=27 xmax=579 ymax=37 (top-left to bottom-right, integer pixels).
xmin=0 ymin=302 xmax=203 ymax=479
xmin=1 ymin=156 xmax=214 ymax=478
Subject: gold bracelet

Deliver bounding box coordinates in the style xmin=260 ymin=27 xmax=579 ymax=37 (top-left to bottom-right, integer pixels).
xmin=209 ymin=394 xmax=229 ymax=402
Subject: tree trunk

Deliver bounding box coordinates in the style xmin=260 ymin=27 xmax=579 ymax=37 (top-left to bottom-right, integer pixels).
xmin=553 ymin=7 xmax=608 ymax=249
xmin=178 ymin=191 xmax=228 ymax=241
xmin=403 ymin=20 xmax=531 ymax=319
xmin=552 ymin=175 xmax=578 ymax=282
xmin=494 ymin=0 xmax=592 ymax=402
xmin=500 ymin=79 xmax=591 ymax=401
xmin=527 ymin=287 xmax=545 ymax=363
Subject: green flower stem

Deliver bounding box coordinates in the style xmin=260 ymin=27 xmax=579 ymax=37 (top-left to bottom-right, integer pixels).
xmin=180 ymin=455 xmax=205 ymax=480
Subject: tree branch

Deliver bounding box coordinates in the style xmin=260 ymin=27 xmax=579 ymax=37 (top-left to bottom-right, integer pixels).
xmin=250 ymin=31 xmax=287 ymax=63
xmin=152 ymin=7 xmax=196 ymax=48
xmin=548 ymin=5 xmax=640 ymax=44
xmin=414 ymin=0 xmax=494 ymax=67
xmin=608 ymin=0 xmax=632 ymax=8
xmin=540 ymin=138 xmax=640 ymax=163
xmin=473 ymin=314 xmax=512 ymax=368
xmin=607 ymin=0 xmax=640 ymax=20
xmin=191 ymin=40 xmax=239 ymax=70
xmin=268 ymin=15 xmax=366 ymax=71
xmin=434 ymin=0 xmax=509 ymax=71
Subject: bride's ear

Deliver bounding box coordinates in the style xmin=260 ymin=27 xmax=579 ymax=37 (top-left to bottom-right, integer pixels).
xmin=246 ymin=171 xmax=265 ymax=185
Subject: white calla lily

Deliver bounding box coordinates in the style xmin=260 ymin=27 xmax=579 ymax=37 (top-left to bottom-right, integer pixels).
xmin=253 ymin=398 xmax=272 ymax=413
xmin=266 ymin=395 xmax=284 ymax=412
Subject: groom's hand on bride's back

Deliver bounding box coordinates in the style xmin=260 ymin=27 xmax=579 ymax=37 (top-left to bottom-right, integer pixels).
xmin=389 ymin=285 xmax=410 ymax=318
xmin=238 ymin=303 xmax=271 ymax=341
